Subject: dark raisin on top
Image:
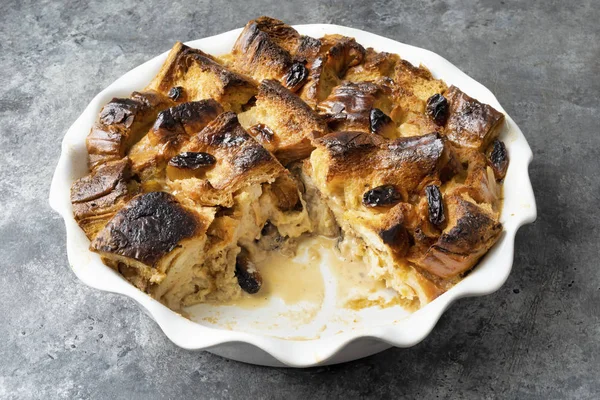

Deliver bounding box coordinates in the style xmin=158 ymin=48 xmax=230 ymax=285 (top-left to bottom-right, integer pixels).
xmin=487 ymin=139 xmax=509 ymax=180
xmin=283 ymin=62 xmax=308 ymax=91
xmin=370 ymin=108 xmax=393 ymax=134
xmin=426 ymin=93 xmax=449 ymax=126
xmin=425 ymin=184 xmax=445 ymax=226
xmin=363 ymin=185 xmax=402 ymax=207
xmin=168 ymin=86 xmax=184 ymax=101
xmin=168 ymin=152 xmax=216 ymax=170
xmin=249 ymin=124 xmax=275 ymax=143
xmin=235 ymin=249 xmax=262 ymax=294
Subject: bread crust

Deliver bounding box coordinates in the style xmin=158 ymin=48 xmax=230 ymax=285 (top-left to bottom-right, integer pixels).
xmin=147 ymin=42 xmax=257 ymax=112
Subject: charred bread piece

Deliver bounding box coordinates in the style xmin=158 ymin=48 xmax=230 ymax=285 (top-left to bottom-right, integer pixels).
xmin=128 ymin=100 xmax=223 ymax=190
xmin=392 ymin=60 xmax=448 ymax=138
xmin=146 ymin=42 xmax=257 ymax=113
xmin=317 ymin=80 xmax=398 ymax=137
xmin=344 ymin=48 xmax=400 ymax=82
xmin=232 ymin=16 xmax=314 ymax=92
xmin=310 ymin=131 xmax=456 ymax=202
xmin=70 ymin=158 xmax=138 ymax=240
xmin=299 ymin=34 xmax=366 ymax=108
xmin=167 ymin=111 xmax=285 ymax=207
xmin=410 ymin=195 xmax=502 ymax=279
xmin=86 ymin=91 xmax=174 ymax=170
xmin=238 ymin=79 xmax=328 ymax=164
xmin=443 ymin=86 xmax=505 ymax=150
xmin=90 ymin=191 xmax=215 ymax=307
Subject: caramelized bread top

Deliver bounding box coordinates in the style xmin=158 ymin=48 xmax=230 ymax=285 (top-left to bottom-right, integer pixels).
xmin=239 ymin=79 xmax=328 ymax=164
xmin=146 ymin=42 xmax=257 ymax=113
xmin=311 ymin=131 xmax=452 ymax=198
xmin=444 ymin=86 xmax=505 ymax=150
xmin=91 ymin=191 xmax=212 ymax=267
xmin=86 ymin=91 xmax=174 ymax=170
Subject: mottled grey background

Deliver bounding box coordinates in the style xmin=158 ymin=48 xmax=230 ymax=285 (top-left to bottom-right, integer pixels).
xmin=1 ymin=0 xmax=598 ymax=398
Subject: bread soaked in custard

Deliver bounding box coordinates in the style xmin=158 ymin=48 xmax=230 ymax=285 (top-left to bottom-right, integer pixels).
xmin=70 ymin=16 xmax=508 ymax=312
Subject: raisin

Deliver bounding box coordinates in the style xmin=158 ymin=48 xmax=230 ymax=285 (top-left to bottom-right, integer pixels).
xmin=283 ymin=62 xmax=308 ymax=91
xmin=425 ymin=185 xmax=445 ymax=226
xmin=235 ymin=249 xmax=262 ymax=294
xmin=487 ymin=139 xmax=509 ymax=180
xmin=426 ymin=93 xmax=449 ymax=126
xmin=370 ymin=108 xmax=392 ymax=134
xmin=249 ymin=124 xmax=275 ymax=143
xmin=261 ymin=220 xmax=277 ymax=236
xmin=259 ymin=221 xmax=285 ymax=251
xmin=363 ymin=185 xmax=402 ymax=207
xmin=168 ymin=152 xmax=216 ymax=169
xmin=168 ymin=86 xmax=184 ymax=101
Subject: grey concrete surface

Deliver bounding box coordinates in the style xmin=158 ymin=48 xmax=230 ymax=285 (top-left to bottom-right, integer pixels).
xmin=1 ymin=0 xmax=598 ymax=398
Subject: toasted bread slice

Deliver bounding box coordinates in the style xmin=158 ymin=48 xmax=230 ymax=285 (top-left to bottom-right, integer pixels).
xmin=317 ymin=80 xmax=399 ymax=137
xmin=344 ymin=48 xmax=400 ymax=82
xmin=310 ymin=131 xmax=453 ymax=201
xmin=167 ymin=112 xmax=285 ymax=207
xmin=86 ymin=91 xmax=174 ymax=170
xmin=299 ymin=34 xmax=366 ymax=108
xmin=90 ymin=192 xmax=215 ymax=307
xmin=307 ymin=131 xmax=462 ymax=304
xmin=238 ymin=79 xmax=328 ymax=164
xmin=443 ymin=86 xmax=505 ymax=150
xmin=70 ymin=158 xmax=138 ymax=239
xmin=409 ymin=195 xmax=502 ymax=278
xmin=232 ymin=16 xmax=314 ymax=92
xmin=128 ymin=100 xmax=223 ymax=190
xmin=146 ymin=42 xmax=257 ymax=112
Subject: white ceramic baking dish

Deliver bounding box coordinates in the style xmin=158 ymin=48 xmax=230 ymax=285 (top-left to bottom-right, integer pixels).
xmin=49 ymin=24 xmax=537 ymax=367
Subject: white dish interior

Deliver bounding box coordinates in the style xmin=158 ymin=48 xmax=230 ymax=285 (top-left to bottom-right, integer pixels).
xmin=49 ymin=24 xmax=537 ymax=367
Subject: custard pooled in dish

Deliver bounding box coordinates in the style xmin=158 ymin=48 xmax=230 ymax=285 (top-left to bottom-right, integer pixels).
xmin=70 ymin=16 xmax=509 ymax=311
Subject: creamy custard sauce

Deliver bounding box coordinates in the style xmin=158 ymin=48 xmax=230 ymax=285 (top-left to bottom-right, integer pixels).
xmin=221 ymin=235 xmax=398 ymax=310
xmin=221 ymin=239 xmax=325 ymax=308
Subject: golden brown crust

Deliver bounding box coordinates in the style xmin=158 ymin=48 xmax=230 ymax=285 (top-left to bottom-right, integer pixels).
xmin=71 ymin=158 xmax=138 ymax=239
xmin=86 ymin=91 xmax=174 ymax=170
xmin=232 ymin=17 xmax=307 ymax=91
xmin=393 ymin=60 xmax=447 ymax=123
xmin=317 ymin=80 xmax=398 ymax=136
xmin=313 ymin=131 xmax=450 ymax=195
xmin=168 ymin=111 xmax=285 ymax=207
xmin=444 ymin=86 xmax=505 ymax=150
xmin=410 ymin=195 xmax=502 ymax=278
xmin=300 ymin=35 xmax=366 ymax=107
xmin=239 ymin=79 xmax=328 ymax=164
xmin=128 ymin=100 xmax=223 ymax=190
xmin=344 ymin=48 xmax=400 ymax=82
xmin=146 ymin=42 xmax=257 ymax=112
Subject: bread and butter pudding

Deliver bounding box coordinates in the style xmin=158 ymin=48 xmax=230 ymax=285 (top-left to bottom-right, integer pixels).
xmin=70 ymin=17 xmax=509 ymax=312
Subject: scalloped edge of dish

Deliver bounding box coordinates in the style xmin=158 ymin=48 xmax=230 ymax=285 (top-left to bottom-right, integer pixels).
xmin=49 ymin=24 xmax=536 ymax=367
